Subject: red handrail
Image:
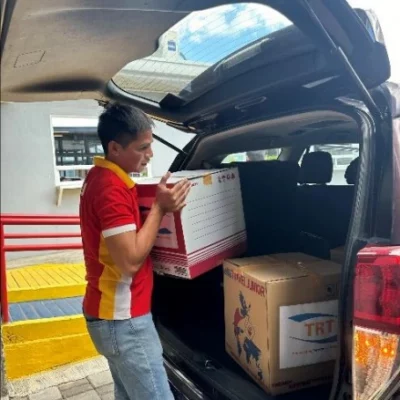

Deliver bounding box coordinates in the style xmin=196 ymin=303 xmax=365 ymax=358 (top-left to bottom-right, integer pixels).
xmin=6 ymin=233 xmax=81 ymax=239
xmin=0 ymin=224 xmax=7 ymax=323
xmin=0 ymin=213 xmax=79 ymax=219
xmin=0 ymin=218 xmax=80 ymax=226
xmin=4 ymin=244 xmax=84 ymax=252
xmin=0 ymin=214 xmax=82 ymax=323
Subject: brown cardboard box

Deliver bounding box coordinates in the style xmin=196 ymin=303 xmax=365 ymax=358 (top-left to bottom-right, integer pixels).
xmin=331 ymin=246 xmax=345 ymax=265
xmin=223 ymin=253 xmax=341 ymax=395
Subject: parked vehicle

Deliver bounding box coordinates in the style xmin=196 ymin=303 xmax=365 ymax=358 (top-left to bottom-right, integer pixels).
xmin=1 ymin=1 xmax=399 ymax=399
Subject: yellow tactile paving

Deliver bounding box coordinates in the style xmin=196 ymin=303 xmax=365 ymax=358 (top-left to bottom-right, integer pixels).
xmin=7 ymin=263 xmax=86 ymax=303
xmin=5 ymin=328 xmax=98 ymax=379
xmin=3 ymin=315 xmax=87 ymax=345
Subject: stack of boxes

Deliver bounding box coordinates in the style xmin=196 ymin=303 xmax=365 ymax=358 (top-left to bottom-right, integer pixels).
xmin=137 ymin=167 xmax=342 ymax=395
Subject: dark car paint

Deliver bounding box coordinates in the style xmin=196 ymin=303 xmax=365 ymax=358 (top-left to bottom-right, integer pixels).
xmin=393 ymin=117 xmax=400 ymax=245
xmin=383 ymin=83 xmax=400 ymax=245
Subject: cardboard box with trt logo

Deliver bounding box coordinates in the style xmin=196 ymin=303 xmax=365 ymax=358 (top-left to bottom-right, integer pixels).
xmin=136 ymin=169 xmax=247 ymax=279
xmin=223 ymin=253 xmax=341 ymax=395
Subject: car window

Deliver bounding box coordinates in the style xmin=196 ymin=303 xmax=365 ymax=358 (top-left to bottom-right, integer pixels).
xmin=112 ymin=3 xmax=292 ymax=103
xmin=300 ymin=144 xmax=359 ymax=185
xmin=222 ymin=148 xmax=282 ymax=164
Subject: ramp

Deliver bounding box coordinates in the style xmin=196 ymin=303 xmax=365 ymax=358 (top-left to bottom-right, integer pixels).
xmin=3 ymin=263 xmax=98 ymax=380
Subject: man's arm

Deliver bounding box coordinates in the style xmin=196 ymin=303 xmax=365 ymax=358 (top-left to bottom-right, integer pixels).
xmin=104 ymin=202 xmax=163 ymax=275
xmin=100 ymin=173 xmax=191 ymax=276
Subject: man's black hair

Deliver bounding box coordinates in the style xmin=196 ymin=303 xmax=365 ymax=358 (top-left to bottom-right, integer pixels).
xmin=97 ymin=103 xmax=154 ymax=154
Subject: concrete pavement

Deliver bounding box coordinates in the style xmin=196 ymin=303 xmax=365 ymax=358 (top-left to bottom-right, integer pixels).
xmin=10 ymin=370 xmax=114 ymax=400
xmin=4 ymin=357 xmax=112 ymax=400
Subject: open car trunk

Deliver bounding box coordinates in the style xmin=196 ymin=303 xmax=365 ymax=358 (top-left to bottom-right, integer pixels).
xmin=151 ymin=106 xmax=366 ymax=399
xmin=154 ymin=270 xmax=333 ymax=400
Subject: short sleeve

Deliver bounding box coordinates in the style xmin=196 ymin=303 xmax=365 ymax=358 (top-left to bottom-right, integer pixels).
xmin=94 ymin=184 xmax=137 ymax=238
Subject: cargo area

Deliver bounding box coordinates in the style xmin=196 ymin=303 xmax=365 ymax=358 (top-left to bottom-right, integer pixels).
xmin=152 ymin=155 xmax=357 ymax=398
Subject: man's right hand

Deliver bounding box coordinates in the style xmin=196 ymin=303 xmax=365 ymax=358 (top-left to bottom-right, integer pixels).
xmin=155 ymin=172 xmax=191 ymax=214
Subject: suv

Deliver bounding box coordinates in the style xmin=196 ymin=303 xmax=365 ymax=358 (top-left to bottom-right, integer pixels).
xmin=1 ymin=1 xmax=399 ymax=399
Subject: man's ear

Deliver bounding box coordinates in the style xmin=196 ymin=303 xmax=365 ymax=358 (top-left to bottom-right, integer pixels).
xmin=108 ymin=141 xmax=121 ymax=157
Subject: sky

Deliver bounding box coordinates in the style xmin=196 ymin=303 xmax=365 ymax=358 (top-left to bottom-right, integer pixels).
xmin=172 ymin=1 xmax=399 ymax=83
xmin=176 ymin=3 xmax=291 ymax=64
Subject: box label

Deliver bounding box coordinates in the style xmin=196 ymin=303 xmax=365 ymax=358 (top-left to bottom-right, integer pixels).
xmin=279 ymin=300 xmax=338 ymax=369
xmin=202 ymin=174 xmax=213 ymax=185
xmin=139 ymin=197 xmax=179 ymax=249
xmin=153 ymin=262 xmax=190 ymax=278
xmin=224 ymin=267 xmax=266 ymax=297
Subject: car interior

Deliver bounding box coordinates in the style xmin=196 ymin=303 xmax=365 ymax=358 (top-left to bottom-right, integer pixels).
xmin=152 ymin=109 xmax=361 ymax=398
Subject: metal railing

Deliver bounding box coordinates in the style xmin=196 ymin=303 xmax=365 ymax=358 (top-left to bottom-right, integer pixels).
xmin=0 ymin=214 xmax=82 ymax=323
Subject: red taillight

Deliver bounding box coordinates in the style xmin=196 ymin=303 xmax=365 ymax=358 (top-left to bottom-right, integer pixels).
xmin=353 ymin=246 xmax=400 ymax=400
xmin=354 ymin=247 xmax=400 ymax=332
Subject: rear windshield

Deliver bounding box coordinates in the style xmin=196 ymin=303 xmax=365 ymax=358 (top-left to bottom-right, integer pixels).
xmin=113 ymin=3 xmax=292 ymax=103
xmin=222 ymin=148 xmax=282 ymax=163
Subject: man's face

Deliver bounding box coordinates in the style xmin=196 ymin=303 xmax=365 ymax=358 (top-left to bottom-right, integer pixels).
xmin=109 ymin=129 xmax=154 ymax=174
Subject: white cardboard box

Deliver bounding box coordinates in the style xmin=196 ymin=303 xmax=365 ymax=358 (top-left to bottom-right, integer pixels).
xmin=136 ymin=169 xmax=247 ymax=279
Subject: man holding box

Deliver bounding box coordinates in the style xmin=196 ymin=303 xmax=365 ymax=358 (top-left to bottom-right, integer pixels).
xmin=79 ymin=103 xmax=191 ymax=400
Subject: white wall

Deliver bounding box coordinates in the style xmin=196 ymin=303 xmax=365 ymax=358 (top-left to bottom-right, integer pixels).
xmin=0 ymin=100 xmax=193 ymax=261
xmin=1 ymin=101 xmax=102 ymax=216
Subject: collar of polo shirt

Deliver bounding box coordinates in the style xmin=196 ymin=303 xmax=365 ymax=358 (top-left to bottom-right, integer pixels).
xmin=93 ymin=156 xmax=135 ymax=189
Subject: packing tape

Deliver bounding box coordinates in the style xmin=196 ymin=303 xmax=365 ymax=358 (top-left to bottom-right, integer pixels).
xmin=202 ymin=174 xmax=213 ymax=185
xmin=293 ymin=261 xmax=322 ymax=287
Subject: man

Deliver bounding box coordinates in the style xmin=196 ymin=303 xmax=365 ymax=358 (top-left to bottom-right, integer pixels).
xmin=79 ymin=103 xmax=191 ymax=400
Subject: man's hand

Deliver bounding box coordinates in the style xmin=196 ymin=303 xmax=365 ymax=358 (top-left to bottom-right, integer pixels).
xmin=155 ymin=172 xmax=191 ymax=214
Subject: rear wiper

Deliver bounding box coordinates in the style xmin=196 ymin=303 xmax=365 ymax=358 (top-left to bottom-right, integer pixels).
xmin=153 ymin=132 xmax=187 ymax=156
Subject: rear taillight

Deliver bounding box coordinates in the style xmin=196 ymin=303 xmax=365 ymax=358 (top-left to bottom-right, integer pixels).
xmin=353 ymin=246 xmax=400 ymax=400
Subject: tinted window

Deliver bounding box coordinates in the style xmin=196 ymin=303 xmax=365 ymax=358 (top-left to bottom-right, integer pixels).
xmin=222 ymin=148 xmax=282 ymax=163
xmin=113 ymin=3 xmax=291 ymax=103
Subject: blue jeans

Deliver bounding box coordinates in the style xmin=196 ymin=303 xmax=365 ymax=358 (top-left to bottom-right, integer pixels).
xmin=85 ymin=313 xmax=174 ymax=400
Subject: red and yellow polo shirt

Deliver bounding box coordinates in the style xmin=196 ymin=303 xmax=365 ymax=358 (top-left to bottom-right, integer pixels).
xmin=79 ymin=157 xmax=153 ymax=320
